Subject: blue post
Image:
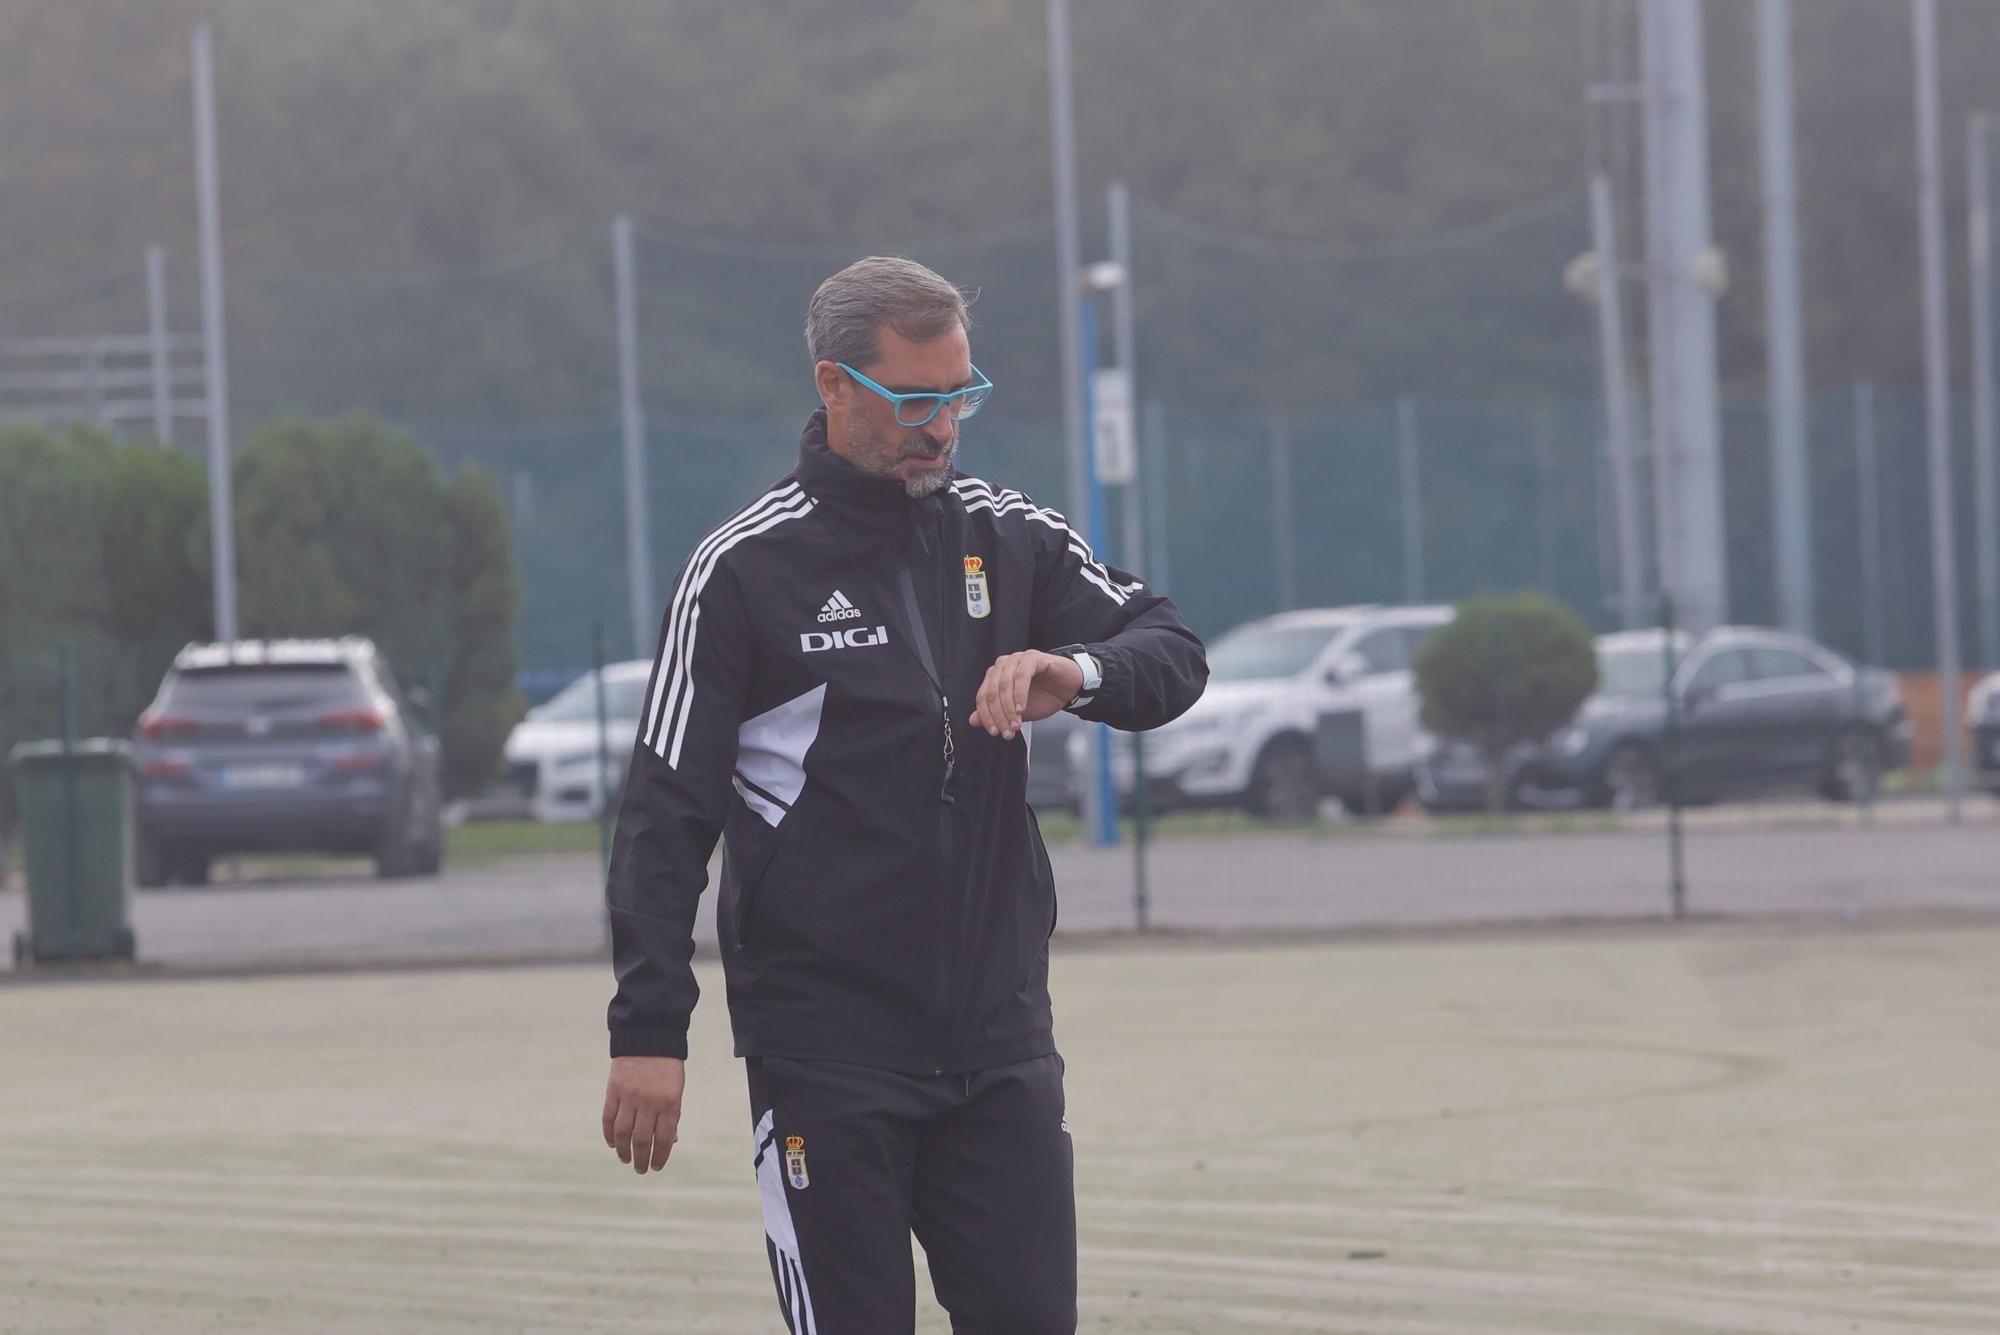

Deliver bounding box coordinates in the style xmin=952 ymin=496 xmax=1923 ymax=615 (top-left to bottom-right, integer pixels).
xmin=1079 ymin=294 xmax=1118 ymax=847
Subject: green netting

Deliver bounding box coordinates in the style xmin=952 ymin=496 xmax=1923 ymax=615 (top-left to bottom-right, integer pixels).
xmin=6 ymin=191 xmax=1988 ymax=675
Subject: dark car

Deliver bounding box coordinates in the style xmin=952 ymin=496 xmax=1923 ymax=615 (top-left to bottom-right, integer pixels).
xmin=1415 ymin=627 xmax=1912 ymax=812
xmin=1972 ymin=671 xmax=2000 ymax=796
xmin=131 ymin=638 xmax=445 ymax=884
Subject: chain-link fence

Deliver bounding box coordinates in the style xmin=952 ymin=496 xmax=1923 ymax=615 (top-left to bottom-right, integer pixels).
xmin=4 ymin=174 xmax=1998 ymax=974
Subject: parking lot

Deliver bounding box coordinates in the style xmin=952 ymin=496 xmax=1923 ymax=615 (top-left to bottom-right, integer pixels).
xmin=5 ymin=796 xmax=1995 ymax=976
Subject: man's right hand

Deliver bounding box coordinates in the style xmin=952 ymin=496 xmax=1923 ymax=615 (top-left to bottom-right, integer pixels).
xmin=602 ymin=1055 xmax=686 ymax=1176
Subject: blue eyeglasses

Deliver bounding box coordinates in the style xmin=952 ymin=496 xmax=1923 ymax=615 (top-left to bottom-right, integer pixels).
xmin=838 ymin=363 xmax=995 ymax=427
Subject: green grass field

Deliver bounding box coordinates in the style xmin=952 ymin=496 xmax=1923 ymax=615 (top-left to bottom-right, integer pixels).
xmin=3 ymin=919 xmax=1997 ymax=1333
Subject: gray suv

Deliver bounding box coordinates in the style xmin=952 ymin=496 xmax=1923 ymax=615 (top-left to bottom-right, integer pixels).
xmin=131 ymin=638 xmax=444 ymax=883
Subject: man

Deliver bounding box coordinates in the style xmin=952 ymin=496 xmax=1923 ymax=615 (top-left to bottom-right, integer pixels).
xmin=600 ymin=255 xmax=1206 ymax=1334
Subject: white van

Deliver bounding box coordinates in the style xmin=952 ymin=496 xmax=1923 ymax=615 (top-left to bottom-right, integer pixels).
xmin=1071 ymin=604 xmax=1452 ymax=820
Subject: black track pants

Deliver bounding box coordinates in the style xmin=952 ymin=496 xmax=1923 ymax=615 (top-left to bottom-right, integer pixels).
xmin=744 ymin=1052 xmax=1077 ymax=1335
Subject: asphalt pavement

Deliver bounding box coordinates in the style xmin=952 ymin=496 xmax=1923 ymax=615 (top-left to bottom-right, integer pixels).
xmin=3 ymin=798 xmax=1996 ymax=974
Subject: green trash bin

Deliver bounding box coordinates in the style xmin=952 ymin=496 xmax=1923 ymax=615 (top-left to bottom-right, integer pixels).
xmin=8 ymin=739 xmax=137 ymax=966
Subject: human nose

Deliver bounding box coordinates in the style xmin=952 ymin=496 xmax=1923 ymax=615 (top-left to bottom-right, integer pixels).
xmin=921 ymin=403 xmax=956 ymax=444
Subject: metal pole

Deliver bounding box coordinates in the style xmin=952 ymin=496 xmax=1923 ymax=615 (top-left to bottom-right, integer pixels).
xmin=1855 ymin=380 xmax=1888 ymax=668
xmin=1108 ymin=183 xmax=1145 ymax=573
xmin=192 ymin=23 xmax=236 ymax=642
xmin=1590 ymin=173 xmax=1645 ymax=627
xmin=1079 ymin=293 xmax=1117 ymax=849
xmin=1640 ymin=0 xmax=1728 ymax=634
xmin=1397 ymin=395 xmax=1424 ymax=603
xmin=1045 ymin=0 xmax=1103 ymax=845
xmin=1047 ymin=0 xmax=1091 ymax=551
xmin=1659 ymin=594 xmax=1686 ymax=920
xmin=613 ymin=214 xmax=657 ymax=660
xmin=1913 ymin=0 xmax=1964 ymax=821
xmin=1969 ymin=113 xmax=2000 ymax=669
xmin=1269 ymin=411 xmax=1297 ymax=610
xmin=145 ymin=245 xmax=172 ymax=447
xmin=59 ymin=643 xmax=82 ymax=945
xmin=1758 ymin=0 xmax=1813 ymax=637
xmin=1142 ymin=398 xmax=1171 ymax=592
xmin=1107 ymin=180 xmax=1149 ymax=928
xmin=592 ymin=621 xmax=613 ymax=876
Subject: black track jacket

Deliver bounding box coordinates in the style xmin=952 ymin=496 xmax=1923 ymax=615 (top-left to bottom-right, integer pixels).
xmin=606 ymin=411 xmax=1207 ymax=1073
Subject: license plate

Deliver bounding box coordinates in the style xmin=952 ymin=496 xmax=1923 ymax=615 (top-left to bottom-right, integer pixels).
xmin=221 ymin=764 xmax=306 ymax=790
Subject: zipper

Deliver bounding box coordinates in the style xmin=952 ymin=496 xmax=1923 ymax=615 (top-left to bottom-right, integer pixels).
xmin=813 ymin=501 xmax=962 ymax=1066
xmin=892 ymin=521 xmax=965 ymax=1063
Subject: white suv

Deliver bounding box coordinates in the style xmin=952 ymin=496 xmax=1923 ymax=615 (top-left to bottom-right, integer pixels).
xmin=501 ymin=660 xmax=651 ymax=822
xmin=1070 ymin=604 xmax=1452 ymax=820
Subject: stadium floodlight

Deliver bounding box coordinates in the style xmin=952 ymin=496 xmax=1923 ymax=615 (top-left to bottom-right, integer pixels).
xmin=1563 ymin=251 xmax=1604 ymax=304
xmin=1082 ymin=261 xmax=1125 ymax=294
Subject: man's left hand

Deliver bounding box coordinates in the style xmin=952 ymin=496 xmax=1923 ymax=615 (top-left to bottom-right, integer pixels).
xmin=970 ymin=650 xmax=1084 ymax=740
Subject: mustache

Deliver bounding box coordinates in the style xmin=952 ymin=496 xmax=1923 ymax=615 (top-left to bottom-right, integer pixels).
xmin=899 ymin=437 xmax=956 ymax=462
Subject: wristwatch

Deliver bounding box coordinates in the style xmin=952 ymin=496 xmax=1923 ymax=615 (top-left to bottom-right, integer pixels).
xmin=1052 ymin=644 xmax=1102 ymax=712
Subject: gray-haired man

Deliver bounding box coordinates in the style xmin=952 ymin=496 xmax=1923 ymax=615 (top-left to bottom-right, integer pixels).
xmin=600 ymin=256 xmax=1206 ymax=1333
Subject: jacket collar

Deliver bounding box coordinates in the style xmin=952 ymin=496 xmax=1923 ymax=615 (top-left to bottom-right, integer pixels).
xmin=796 ymin=408 xmax=950 ymax=527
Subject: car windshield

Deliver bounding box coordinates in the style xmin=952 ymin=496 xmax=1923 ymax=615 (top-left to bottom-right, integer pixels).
xmin=537 ymin=673 xmax=649 ymax=722
xmin=1207 ymin=624 xmax=1343 ymax=682
xmin=161 ymin=665 xmax=365 ymax=717
xmin=1596 ymin=644 xmax=1671 ymax=698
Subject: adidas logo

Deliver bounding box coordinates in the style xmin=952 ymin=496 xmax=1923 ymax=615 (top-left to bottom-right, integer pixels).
xmin=816 ymin=590 xmax=863 ymax=623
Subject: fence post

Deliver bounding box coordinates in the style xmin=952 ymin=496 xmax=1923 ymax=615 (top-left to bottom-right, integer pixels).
xmin=1659 ymin=594 xmax=1687 ymax=920
xmin=1398 ymin=395 xmax=1425 ymax=603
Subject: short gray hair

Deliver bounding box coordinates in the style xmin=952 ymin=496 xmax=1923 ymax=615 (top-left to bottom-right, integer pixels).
xmin=806 ymin=256 xmax=970 ymax=368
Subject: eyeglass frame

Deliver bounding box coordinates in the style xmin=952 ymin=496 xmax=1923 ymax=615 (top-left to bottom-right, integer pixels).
xmin=836 ymin=362 xmax=995 ymax=427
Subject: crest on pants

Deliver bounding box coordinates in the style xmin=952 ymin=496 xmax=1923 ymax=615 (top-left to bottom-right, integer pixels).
xmin=785 ymin=1135 xmax=810 ymax=1189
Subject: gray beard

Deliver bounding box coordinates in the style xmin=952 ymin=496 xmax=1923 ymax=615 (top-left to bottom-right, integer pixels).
xmin=852 ymin=427 xmax=958 ymax=498
xmin=902 ymin=452 xmax=956 ymax=498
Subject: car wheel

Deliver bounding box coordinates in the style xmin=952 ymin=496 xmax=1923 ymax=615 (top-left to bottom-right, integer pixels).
xmin=1602 ymin=743 xmax=1660 ymax=812
xmin=1823 ymin=729 xmax=1882 ymax=803
xmin=113 ymin=926 xmax=136 ymax=961
xmin=375 ymin=823 xmax=416 ymax=880
xmin=1339 ymin=777 xmax=1410 ymax=819
xmin=1248 ymin=738 xmax=1319 ymax=822
xmin=416 ymin=805 xmax=445 ymax=877
xmin=12 ymin=931 xmax=27 ymax=968
xmin=174 ymin=851 xmax=211 ymax=887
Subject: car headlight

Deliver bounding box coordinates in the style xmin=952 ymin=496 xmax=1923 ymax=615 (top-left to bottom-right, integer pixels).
xmin=1552 ymin=725 xmax=1593 ymax=758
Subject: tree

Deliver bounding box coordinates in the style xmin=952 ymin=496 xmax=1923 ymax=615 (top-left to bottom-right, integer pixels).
xmin=0 ymin=423 xmax=210 ymax=838
xmin=1413 ymin=591 xmax=1598 ymax=813
xmin=234 ymin=413 xmax=523 ymax=796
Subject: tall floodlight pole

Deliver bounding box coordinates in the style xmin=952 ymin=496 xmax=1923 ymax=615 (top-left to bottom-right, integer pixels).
xmin=1969 ymin=113 xmax=2000 ymax=670
xmin=1106 ymin=181 xmax=1151 ymax=926
xmin=1913 ymin=0 xmax=1964 ymax=820
xmin=1640 ymin=0 xmax=1728 ymax=634
xmin=193 ymin=23 xmax=237 ymax=642
xmin=1107 ymin=182 xmax=1145 ymax=574
xmin=146 ymin=244 xmax=173 ymax=447
xmin=1758 ymin=0 xmax=1813 ymax=636
xmin=1046 ymin=0 xmax=1104 ymax=843
xmin=1588 ymin=173 xmax=1646 ymax=627
xmin=613 ymin=213 xmax=657 ymax=659
xmin=1046 ymin=0 xmax=1090 ymax=549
